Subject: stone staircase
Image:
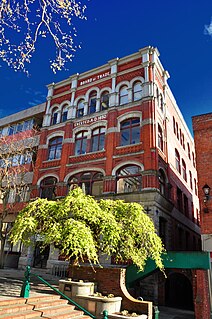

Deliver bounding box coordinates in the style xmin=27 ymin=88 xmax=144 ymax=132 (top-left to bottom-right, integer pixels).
xmin=0 ymin=294 xmax=92 ymax=319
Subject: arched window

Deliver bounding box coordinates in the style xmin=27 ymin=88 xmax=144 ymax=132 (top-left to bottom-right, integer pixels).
xmin=160 ymin=94 xmax=163 ymax=112
xmin=76 ymin=100 xmax=84 ymax=118
xmin=61 ymin=105 xmax=68 ymax=122
xmin=158 ymin=124 xmax=163 ymax=151
xmin=182 ymin=159 xmax=187 ymax=181
xmin=40 ymin=177 xmax=57 ymax=200
xmin=175 ymin=149 xmax=181 ymax=173
xmin=187 ymin=143 xmax=191 ymax=159
xmin=116 ymin=165 xmax=142 ymax=193
xmin=158 ymin=169 xmax=166 ymax=196
xmin=48 ymin=137 xmax=63 ymax=160
xmin=173 ymin=116 xmax=176 ymax=134
xmin=68 ymin=171 xmax=103 ymax=196
xmin=120 ymin=118 xmax=140 ymax=146
xmin=75 ymin=131 xmax=88 ymax=155
xmin=133 ymin=82 xmax=142 ymax=101
xmin=119 ymin=86 xmax=128 ymax=105
xmin=189 ymin=171 xmax=193 ymax=190
xmin=91 ymin=127 xmax=105 ymax=152
xmin=88 ymin=91 xmax=97 ymax=114
xmin=51 ymin=108 xmax=59 ymax=125
xmin=100 ymin=91 xmax=109 ymax=111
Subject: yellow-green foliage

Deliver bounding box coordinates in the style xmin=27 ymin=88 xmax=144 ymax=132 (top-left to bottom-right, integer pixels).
xmin=10 ymin=188 xmax=165 ymax=271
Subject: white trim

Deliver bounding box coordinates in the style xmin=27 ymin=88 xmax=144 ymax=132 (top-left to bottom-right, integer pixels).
xmin=112 ymin=161 xmax=144 ymax=176
xmin=37 ymin=174 xmax=59 ymax=186
xmin=64 ymin=168 xmax=105 ymax=183
xmin=49 ymin=104 xmax=60 ymax=113
xmin=85 ymin=87 xmax=100 ymax=100
xmin=60 ymin=100 xmax=71 ymax=109
xmin=74 ymin=96 xmax=85 ymax=107
xmin=129 ymin=76 xmax=144 ymax=87
xmin=46 ymin=131 xmax=64 ymax=144
xmin=115 ymin=81 xmax=129 ymax=92
xmin=117 ymin=111 xmax=142 ymax=131
xmin=99 ymin=87 xmax=112 ymax=95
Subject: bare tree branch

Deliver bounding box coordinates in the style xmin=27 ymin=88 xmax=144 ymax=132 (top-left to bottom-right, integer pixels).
xmin=0 ymin=0 xmax=87 ymax=74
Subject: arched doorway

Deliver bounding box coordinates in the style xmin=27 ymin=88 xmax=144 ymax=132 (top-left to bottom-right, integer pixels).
xmin=165 ymin=272 xmax=193 ymax=310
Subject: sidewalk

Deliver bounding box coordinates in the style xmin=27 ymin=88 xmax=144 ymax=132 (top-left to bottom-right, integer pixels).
xmin=0 ymin=267 xmax=59 ymax=299
xmin=0 ymin=268 xmax=195 ymax=318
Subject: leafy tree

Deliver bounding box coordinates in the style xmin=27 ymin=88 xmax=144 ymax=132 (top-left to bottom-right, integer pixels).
xmin=0 ymin=131 xmax=37 ymax=268
xmin=0 ymin=0 xmax=87 ymax=74
xmin=10 ymin=187 xmax=165 ymax=272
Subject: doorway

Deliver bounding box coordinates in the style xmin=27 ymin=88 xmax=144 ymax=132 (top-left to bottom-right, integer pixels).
xmin=33 ymin=242 xmax=50 ymax=268
xmin=165 ymin=272 xmax=193 ymax=310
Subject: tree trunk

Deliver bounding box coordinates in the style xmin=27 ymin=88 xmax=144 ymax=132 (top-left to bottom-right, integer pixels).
xmin=0 ymin=237 xmax=6 ymax=269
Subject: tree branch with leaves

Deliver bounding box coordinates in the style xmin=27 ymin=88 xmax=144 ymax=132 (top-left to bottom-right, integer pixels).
xmin=11 ymin=187 xmax=165 ymax=272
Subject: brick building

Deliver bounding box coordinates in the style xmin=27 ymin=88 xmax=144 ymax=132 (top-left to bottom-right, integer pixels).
xmin=0 ymin=103 xmax=45 ymax=267
xmin=25 ymin=47 xmax=200 ymax=308
xmin=0 ymin=47 xmax=204 ymax=312
xmin=192 ymin=112 xmax=212 ymax=317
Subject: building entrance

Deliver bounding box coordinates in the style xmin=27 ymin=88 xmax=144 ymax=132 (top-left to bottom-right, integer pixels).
xmin=165 ymin=272 xmax=193 ymax=310
xmin=33 ymin=242 xmax=50 ymax=268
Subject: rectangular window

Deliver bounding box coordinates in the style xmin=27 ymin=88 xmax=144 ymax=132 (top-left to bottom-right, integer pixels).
xmin=8 ymin=125 xmax=16 ymax=135
xmin=183 ymin=194 xmax=189 ymax=217
xmin=177 ymin=187 xmax=183 ymax=212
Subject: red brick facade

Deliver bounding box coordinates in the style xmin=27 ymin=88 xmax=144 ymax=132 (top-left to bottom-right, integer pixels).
xmin=192 ymin=112 xmax=212 ymax=318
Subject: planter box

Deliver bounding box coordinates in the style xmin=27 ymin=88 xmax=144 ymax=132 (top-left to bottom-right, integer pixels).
xmin=59 ymin=279 xmax=122 ymax=319
xmin=75 ymin=295 xmax=122 ymax=319
xmin=59 ymin=279 xmax=95 ymax=298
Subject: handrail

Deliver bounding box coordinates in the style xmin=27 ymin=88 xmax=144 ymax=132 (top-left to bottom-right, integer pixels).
xmin=20 ymin=266 xmax=96 ymax=319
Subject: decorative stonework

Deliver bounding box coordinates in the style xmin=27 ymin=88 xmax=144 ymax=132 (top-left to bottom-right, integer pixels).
xmin=69 ymin=151 xmax=106 ymax=164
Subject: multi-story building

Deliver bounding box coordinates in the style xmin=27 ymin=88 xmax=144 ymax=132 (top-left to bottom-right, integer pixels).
xmin=192 ymin=112 xmax=212 ymax=316
xmin=1 ymin=47 xmax=207 ymax=315
xmin=23 ymin=47 xmax=200 ymax=308
xmin=0 ymin=103 xmax=45 ymax=267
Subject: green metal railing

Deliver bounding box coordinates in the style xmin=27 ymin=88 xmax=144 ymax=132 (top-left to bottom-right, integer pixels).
xmin=21 ymin=266 xmax=97 ymax=319
xmin=21 ymin=266 xmax=157 ymax=319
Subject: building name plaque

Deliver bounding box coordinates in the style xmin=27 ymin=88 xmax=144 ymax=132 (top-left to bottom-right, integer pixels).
xmin=74 ymin=114 xmax=107 ymax=127
xmin=79 ymin=71 xmax=110 ymax=86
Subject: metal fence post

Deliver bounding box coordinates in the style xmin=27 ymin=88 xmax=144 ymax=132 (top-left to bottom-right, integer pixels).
xmin=20 ymin=265 xmax=31 ymax=298
xmin=154 ymin=306 xmax=159 ymax=319
xmin=103 ymin=310 xmax=108 ymax=319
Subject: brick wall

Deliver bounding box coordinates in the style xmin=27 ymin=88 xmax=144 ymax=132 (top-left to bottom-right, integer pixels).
xmin=192 ymin=113 xmax=212 ymax=234
xmin=68 ymin=265 xmax=152 ymax=317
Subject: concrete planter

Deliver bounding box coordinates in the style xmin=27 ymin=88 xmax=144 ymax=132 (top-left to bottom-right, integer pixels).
xmin=59 ymin=279 xmax=122 ymax=319
xmin=59 ymin=279 xmax=95 ymax=298
xmin=75 ymin=295 xmax=122 ymax=319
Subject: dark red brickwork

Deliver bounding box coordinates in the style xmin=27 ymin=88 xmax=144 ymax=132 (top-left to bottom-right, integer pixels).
xmin=192 ymin=269 xmax=211 ymax=319
xmin=193 ymin=113 xmax=212 ymax=234
xmin=68 ymin=265 xmax=152 ymax=317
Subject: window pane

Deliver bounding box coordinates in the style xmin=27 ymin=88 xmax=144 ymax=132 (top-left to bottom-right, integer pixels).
xmin=131 ymin=127 xmax=140 ymax=144
xmin=91 ymin=135 xmax=98 ymax=152
xmin=89 ymin=98 xmax=96 ymax=114
xmin=101 ymin=93 xmax=109 ymax=110
xmin=62 ymin=111 xmax=68 ymax=122
xmin=121 ymin=130 xmax=130 ymax=146
xmin=81 ymin=139 xmax=87 ymax=154
xmin=133 ymin=82 xmax=142 ymax=101
xmin=75 ymin=140 xmax=81 ymax=155
xmin=99 ymin=135 xmax=105 ymax=150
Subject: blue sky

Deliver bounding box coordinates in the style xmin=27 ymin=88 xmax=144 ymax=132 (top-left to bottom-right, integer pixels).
xmin=0 ymin=0 xmax=212 ymax=133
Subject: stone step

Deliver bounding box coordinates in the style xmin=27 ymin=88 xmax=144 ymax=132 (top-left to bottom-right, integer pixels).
xmin=27 ymin=298 xmax=69 ymax=309
xmin=0 ymin=295 xmax=91 ymax=319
